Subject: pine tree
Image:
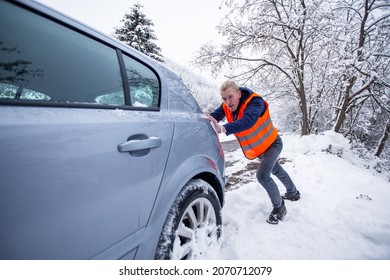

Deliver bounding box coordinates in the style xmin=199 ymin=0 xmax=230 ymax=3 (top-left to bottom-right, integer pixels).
xmin=113 ymin=3 xmax=164 ymax=62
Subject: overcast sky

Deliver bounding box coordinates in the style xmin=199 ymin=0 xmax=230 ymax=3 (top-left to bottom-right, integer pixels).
xmin=36 ymin=0 xmax=226 ymax=70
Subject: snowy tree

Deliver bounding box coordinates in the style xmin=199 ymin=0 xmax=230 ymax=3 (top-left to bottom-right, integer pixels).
xmin=113 ymin=3 xmax=164 ymax=62
xmin=195 ymin=0 xmax=335 ymax=136
xmin=331 ymin=0 xmax=390 ymax=135
xmin=326 ymin=0 xmax=390 ymax=158
xmin=194 ymin=0 xmax=390 ymax=158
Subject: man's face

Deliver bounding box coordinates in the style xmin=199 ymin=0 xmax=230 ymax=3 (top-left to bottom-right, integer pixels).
xmin=221 ymin=86 xmax=241 ymax=112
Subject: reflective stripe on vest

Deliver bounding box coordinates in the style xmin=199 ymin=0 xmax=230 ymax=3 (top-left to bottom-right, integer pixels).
xmin=223 ymin=93 xmax=278 ymax=159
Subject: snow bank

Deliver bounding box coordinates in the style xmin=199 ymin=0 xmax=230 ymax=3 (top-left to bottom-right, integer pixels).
xmin=207 ymin=131 xmax=390 ymax=259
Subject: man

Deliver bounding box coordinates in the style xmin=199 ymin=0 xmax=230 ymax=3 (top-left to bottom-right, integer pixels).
xmin=209 ymin=80 xmax=300 ymax=224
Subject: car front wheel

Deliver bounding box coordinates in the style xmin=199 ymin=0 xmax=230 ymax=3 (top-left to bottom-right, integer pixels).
xmin=155 ymin=179 xmax=222 ymax=260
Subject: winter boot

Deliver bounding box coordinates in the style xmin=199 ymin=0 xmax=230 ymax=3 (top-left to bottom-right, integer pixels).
xmin=282 ymin=190 xmax=301 ymax=201
xmin=266 ymin=200 xmax=287 ymax=224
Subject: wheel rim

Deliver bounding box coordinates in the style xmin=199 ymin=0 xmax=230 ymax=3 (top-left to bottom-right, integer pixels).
xmin=171 ymin=197 xmax=219 ymax=260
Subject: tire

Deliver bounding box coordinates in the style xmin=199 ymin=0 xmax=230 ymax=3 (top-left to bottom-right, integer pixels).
xmin=155 ymin=179 xmax=222 ymax=260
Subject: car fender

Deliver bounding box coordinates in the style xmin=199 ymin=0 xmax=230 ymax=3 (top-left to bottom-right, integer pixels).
xmin=134 ymin=153 xmax=225 ymax=259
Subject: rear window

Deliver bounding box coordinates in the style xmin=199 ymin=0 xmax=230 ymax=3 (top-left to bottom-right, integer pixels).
xmin=123 ymin=54 xmax=160 ymax=108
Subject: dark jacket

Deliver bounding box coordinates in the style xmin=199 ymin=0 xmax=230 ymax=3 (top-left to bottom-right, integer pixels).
xmin=210 ymin=87 xmax=266 ymax=135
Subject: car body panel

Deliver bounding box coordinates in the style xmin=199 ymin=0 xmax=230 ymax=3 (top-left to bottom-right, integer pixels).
xmin=0 ymin=0 xmax=225 ymax=260
xmin=135 ymin=114 xmax=225 ymax=259
xmin=0 ymin=106 xmax=174 ymax=259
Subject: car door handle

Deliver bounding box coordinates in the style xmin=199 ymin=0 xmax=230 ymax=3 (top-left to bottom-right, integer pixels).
xmin=118 ymin=137 xmax=161 ymax=152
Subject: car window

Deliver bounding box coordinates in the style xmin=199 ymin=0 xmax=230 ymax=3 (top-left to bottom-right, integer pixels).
xmin=0 ymin=1 xmax=124 ymax=106
xmin=123 ymin=55 xmax=160 ymax=108
xmin=0 ymin=83 xmax=51 ymax=101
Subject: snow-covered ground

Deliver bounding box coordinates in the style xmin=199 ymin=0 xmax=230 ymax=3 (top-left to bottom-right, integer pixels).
xmin=209 ymin=131 xmax=390 ymax=259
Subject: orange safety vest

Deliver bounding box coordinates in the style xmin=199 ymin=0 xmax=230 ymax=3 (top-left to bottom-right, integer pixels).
xmin=223 ymin=93 xmax=278 ymax=159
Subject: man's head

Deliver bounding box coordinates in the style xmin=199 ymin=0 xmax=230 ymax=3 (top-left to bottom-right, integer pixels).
xmin=220 ymin=80 xmax=241 ymax=112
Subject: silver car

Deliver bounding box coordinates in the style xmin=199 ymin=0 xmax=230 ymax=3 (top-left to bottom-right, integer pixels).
xmin=0 ymin=0 xmax=225 ymax=260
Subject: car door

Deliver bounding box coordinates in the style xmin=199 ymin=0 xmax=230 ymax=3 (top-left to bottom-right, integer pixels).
xmin=0 ymin=0 xmax=173 ymax=259
xmin=0 ymin=107 xmax=174 ymax=260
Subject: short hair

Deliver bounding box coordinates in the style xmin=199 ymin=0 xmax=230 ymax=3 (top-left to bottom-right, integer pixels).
xmin=220 ymin=80 xmax=239 ymax=92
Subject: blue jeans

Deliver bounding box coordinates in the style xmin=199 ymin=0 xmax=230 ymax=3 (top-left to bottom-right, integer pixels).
xmin=256 ymin=136 xmax=297 ymax=208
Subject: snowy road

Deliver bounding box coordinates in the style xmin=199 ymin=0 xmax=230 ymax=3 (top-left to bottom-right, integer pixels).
xmin=220 ymin=139 xmax=239 ymax=152
xmin=209 ymin=132 xmax=390 ymax=260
